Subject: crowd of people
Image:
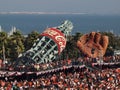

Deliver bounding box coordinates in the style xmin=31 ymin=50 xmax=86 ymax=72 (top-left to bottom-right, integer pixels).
xmin=8 ymin=54 xmax=119 ymax=72
xmin=0 ymin=55 xmax=120 ymax=89
xmin=0 ymin=67 xmax=120 ymax=90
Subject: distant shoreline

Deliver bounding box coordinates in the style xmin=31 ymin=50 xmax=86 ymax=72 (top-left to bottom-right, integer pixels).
xmin=0 ymin=12 xmax=120 ymax=16
xmin=0 ymin=12 xmax=87 ymax=15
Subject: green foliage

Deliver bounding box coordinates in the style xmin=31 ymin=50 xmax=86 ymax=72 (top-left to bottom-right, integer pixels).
xmin=0 ymin=29 xmax=120 ymax=61
xmin=64 ymin=32 xmax=120 ymax=59
xmin=6 ymin=30 xmax=25 ymax=60
xmin=101 ymin=32 xmax=120 ymax=56
xmin=63 ymin=34 xmax=81 ymax=59
xmin=0 ymin=30 xmax=38 ymax=61
xmin=0 ymin=31 xmax=7 ymax=59
xmin=74 ymin=32 xmax=83 ymax=42
xmin=24 ymin=31 xmax=39 ymax=51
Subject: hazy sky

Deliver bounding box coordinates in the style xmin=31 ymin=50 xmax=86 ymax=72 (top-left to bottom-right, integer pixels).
xmin=0 ymin=0 xmax=120 ymax=15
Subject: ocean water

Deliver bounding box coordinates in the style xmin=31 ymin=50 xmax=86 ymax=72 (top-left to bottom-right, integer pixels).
xmin=0 ymin=14 xmax=120 ymax=35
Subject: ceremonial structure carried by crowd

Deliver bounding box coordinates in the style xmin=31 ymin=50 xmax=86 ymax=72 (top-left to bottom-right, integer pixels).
xmin=0 ymin=55 xmax=120 ymax=90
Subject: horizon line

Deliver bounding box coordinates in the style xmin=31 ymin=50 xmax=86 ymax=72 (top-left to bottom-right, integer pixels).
xmin=0 ymin=11 xmax=88 ymax=15
xmin=0 ymin=12 xmax=120 ymax=15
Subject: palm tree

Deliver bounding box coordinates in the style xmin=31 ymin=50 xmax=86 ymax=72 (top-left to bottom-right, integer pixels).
xmin=0 ymin=31 xmax=7 ymax=62
xmin=8 ymin=30 xmax=25 ymax=60
xmin=24 ymin=31 xmax=39 ymax=51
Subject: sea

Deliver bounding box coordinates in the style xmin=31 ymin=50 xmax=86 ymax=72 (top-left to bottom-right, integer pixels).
xmin=0 ymin=14 xmax=120 ymax=35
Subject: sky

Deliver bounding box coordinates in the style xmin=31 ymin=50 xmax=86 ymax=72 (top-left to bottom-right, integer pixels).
xmin=0 ymin=0 xmax=120 ymax=15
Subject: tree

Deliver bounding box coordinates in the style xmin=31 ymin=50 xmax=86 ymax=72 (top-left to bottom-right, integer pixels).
xmin=74 ymin=32 xmax=83 ymax=42
xmin=0 ymin=31 xmax=7 ymax=61
xmin=7 ymin=30 xmax=25 ymax=60
xmin=24 ymin=31 xmax=39 ymax=51
xmin=101 ymin=32 xmax=120 ymax=56
xmin=62 ymin=33 xmax=81 ymax=60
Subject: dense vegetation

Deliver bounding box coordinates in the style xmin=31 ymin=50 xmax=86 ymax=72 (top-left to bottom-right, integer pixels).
xmin=0 ymin=30 xmax=120 ymax=62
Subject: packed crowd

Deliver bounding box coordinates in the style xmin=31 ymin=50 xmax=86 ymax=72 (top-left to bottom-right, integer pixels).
xmin=0 ymin=55 xmax=120 ymax=89
xmin=0 ymin=66 xmax=120 ymax=90
xmin=6 ymin=54 xmax=119 ymax=72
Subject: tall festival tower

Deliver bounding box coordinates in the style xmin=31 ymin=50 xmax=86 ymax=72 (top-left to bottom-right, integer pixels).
xmin=17 ymin=20 xmax=73 ymax=66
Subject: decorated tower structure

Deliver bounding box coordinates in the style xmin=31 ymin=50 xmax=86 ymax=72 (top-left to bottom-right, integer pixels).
xmin=17 ymin=20 xmax=73 ymax=66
